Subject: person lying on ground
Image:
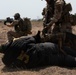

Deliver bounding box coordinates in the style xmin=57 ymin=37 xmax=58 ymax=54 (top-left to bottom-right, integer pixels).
xmin=0 ymin=35 xmax=76 ymax=69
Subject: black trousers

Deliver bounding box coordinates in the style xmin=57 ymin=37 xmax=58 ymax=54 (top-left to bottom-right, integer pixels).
xmin=2 ymin=41 xmax=76 ymax=68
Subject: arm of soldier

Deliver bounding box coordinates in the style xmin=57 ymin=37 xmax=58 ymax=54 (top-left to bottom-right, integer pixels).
xmin=47 ymin=0 xmax=64 ymax=28
xmin=6 ymin=20 xmax=18 ymax=27
xmin=52 ymin=0 xmax=64 ymax=23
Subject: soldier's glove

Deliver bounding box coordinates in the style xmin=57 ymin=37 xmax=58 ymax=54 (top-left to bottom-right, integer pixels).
xmin=42 ymin=27 xmax=48 ymax=33
xmin=46 ymin=20 xmax=54 ymax=28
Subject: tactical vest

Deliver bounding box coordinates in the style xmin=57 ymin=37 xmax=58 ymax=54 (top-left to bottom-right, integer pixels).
xmin=45 ymin=0 xmax=55 ymax=24
xmin=45 ymin=0 xmax=66 ymax=24
xmin=14 ymin=18 xmax=24 ymax=32
xmin=61 ymin=3 xmax=72 ymax=23
xmin=15 ymin=18 xmax=32 ymax=33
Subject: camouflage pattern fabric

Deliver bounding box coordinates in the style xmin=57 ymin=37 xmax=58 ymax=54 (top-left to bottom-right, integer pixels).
xmin=42 ymin=6 xmax=47 ymax=27
xmin=42 ymin=0 xmax=73 ymax=35
xmin=42 ymin=0 xmax=64 ymax=35
xmin=42 ymin=31 xmax=76 ymax=50
xmin=23 ymin=18 xmax=32 ymax=34
xmin=7 ymin=18 xmax=32 ymax=42
xmin=70 ymin=14 xmax=76 ymax=25
xmin=7 ymin=31 xmax=26 ymax=42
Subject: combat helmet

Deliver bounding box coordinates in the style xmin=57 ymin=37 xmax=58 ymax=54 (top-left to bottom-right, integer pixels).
xmin=14 ymin=13 xmax=20 ymax=19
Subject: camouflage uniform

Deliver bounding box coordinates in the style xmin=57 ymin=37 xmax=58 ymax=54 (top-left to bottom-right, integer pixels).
xmin=7 ymin=13 xmax=32 ymax=42
xmin=43 ymin=0 xmax=72 ymax=34
xmin=23 ymin=18 xmax=32 ymax=34
xmin=42 ymin=6 xmax=47 ymax=27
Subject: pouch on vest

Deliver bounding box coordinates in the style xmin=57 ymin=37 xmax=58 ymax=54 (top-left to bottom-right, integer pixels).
xmin=64 ymin=3 xmax=72 ymax=13
xmin=23 ymin=18 xmax=32 ymax=32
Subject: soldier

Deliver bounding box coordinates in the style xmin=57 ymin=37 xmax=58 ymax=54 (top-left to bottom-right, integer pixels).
xmin=41 ymin=0 xmax=73 ymax=54
xmin=6 ymin=13 xmax=32 ymax=42
xmin=42 ymin=0 xmax=72 ymax=35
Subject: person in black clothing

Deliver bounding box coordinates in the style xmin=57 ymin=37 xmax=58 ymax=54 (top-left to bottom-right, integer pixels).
xmin=0 ymin=35 xmax=76 ymax=69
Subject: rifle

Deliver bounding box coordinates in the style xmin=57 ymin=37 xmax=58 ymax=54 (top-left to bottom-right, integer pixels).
xmin=4 ymin=17 xmax=13 ymax=25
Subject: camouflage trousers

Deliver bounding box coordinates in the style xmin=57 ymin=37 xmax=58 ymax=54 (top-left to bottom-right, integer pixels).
xmin=47 ymin=22 xmax=72 ymax=34
xmin=60 ymin=22 xmax=72 ymax=33
xmin=42 ymin=22 xmax=72 ymax=44
xmin=7 ymin=31 xmax=27 ymax=42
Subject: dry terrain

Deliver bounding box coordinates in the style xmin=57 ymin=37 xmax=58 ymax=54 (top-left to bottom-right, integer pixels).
xmin=0 ymin=21 xmax=76 ymax=75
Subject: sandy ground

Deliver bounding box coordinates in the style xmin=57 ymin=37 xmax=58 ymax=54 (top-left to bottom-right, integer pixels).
xmin=0 ymin=21 xmax=76 ymax=75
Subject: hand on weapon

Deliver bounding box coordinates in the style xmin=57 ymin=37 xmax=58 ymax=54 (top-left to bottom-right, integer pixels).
xmin=4 ymin=17 xmax=13 ymax=25
xmin=44 ymin=21 xmax=54 ymax=31
xmin=46 ymin=21 xmax=53 ymax=29
xmin=42 ymin=21 xmax=54 ymax=36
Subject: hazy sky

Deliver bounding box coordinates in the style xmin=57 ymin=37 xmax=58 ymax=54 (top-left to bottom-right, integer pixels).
xmin=0 ymin=0 xmax=76 ymax=19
